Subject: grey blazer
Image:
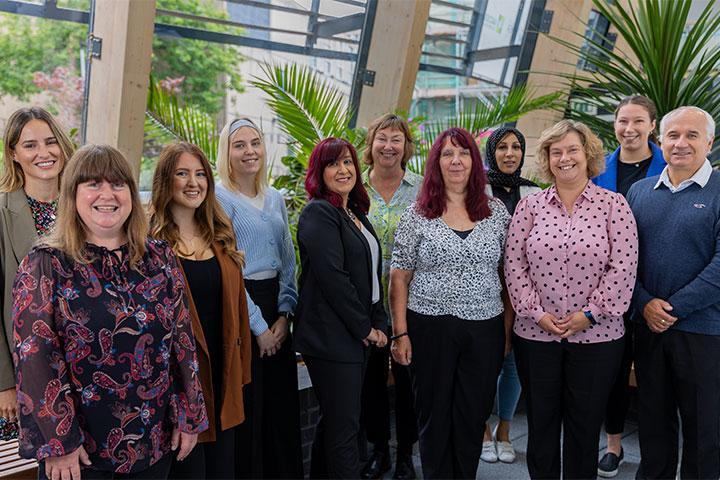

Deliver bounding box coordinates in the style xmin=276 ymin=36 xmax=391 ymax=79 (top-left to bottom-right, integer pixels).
xmin=0 ymin=189 xmax=37 ymax=390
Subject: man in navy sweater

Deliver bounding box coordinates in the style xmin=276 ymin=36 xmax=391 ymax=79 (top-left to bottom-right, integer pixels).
xmin=626 ymin=106 xmax=720 ymax=480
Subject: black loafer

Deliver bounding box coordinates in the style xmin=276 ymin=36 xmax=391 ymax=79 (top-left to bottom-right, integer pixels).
xmin=392 ymin=455 xmax=416 ymax=480
xmin=598 ymin=448 xmax=624 ymax=478
xmin=361 ymin=451 xmax=391 ymax=479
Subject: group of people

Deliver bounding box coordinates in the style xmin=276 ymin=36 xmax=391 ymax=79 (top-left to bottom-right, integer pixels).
xmin=0 ymin=94 xmax=716 ymax=480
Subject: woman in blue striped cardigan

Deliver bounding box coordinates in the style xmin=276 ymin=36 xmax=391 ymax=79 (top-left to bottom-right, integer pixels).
xmin=216 ymin=118 xmax=302 ymax=478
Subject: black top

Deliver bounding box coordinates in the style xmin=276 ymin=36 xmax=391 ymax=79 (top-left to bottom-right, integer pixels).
xmin=617 ymin=155 xmax=653 ymax=197
xmin=451 ymin=228 xmax=474 ymax=239
xmin=491 ymin=185 xmax=522 ymax=216
xmin=180 ymin=256 xmax=224 ymax=412
xmin=295 ymin=199 xmax=388 ymax=363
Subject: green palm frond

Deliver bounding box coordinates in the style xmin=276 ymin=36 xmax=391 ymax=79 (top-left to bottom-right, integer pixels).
xmin=545 ymin=0 xmax=720 ymax=156
xmin=413 ymin=85 xmax=563 ymax=172
xmin=145 ymin=74 xmax=219 ymax=164
xmin=250 ymin=62 xmax=356 ymax=166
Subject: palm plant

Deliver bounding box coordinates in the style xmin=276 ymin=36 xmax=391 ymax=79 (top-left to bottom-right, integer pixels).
xmin=547 ymin=0 xmax=720 ymax=157
xmin=413 ymin=85 xmax=563 ymax=171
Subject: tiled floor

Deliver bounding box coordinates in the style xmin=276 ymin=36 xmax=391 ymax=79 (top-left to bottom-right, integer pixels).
xmin=381 ymin=412 xmax=642 ymax=479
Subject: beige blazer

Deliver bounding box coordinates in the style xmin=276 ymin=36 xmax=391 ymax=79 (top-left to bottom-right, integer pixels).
xmin=0 ymin=189 xmax=37 ymax=390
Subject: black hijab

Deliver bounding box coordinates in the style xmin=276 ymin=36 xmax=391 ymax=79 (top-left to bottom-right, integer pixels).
xmin=485 ymin=127 xmax=539 ymax=188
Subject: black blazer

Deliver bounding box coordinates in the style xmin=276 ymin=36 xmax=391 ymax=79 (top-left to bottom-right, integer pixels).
xmin=294 ymin=199 xmax=387 ymax=363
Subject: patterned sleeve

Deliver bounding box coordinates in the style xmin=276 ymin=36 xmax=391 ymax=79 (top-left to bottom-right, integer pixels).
xmin=585 ymin=194 xmax=639 ymax=320
xmin=164 ymin=246 xmax=208 ymax=434
xmin=390 ymin=205 xmax=421 ymax=271
xmin=277 ymin=192 xmax=298 ymax=313
xmin=13 ymin=248 xmax=83 ymax=460
xmin=503 ymin=197 xmax=546 ymax=323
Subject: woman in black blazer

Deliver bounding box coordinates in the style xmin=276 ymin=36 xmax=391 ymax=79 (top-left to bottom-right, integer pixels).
xmin=295 ymin=137 xmax=388 ymax=479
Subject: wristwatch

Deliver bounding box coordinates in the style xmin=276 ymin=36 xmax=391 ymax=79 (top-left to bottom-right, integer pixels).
xmin=583 ymin=310 xmax=597 ymax=326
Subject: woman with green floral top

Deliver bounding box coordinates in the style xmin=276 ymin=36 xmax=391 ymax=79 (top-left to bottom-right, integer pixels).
xmin=359 ymin=114 xmax=421 ymax=480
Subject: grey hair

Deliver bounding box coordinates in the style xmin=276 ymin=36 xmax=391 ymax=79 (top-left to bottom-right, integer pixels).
xmin=660 ymin=106 xmax=716 ymax=140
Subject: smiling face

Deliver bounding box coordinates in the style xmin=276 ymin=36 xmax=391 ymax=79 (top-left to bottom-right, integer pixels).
xmin=229 ymin=126 xmax=265 ymax=182
xmin=661 ymin=109 xmax=713 ymax=175
xmin=494 ymin=132 xmax=523 ymax=175
xmin=13 ymin=119 xmax=64 ymax=188
xmin=548 ymin=131 xmax=589 ymax=186
xmin=171 ymin=152 xmax=208 ymax=212
xmin=371 ymin=126 xmax=406 ymax=171
xmin=439 ymin=137 xmax=472 ymax=189
xmin=76 ymin=179 xmax=132 ymax=246
xmin=322 ymin=148 xmax=356 ymax=202
xmin=615 ymin=103 xmax=655 ymax=153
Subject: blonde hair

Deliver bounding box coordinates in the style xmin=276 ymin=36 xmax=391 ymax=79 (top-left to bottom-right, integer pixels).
xmin=216 ymin=117 xmax=268 ymax=194
xmin=362 ymin=113 xmax=415 ymax=169
xmin=1 ymin=107 xmax=75 ymax=192
xmin=535 ymin=120 xmax=605 ymax=182
xmin=44 ymin=144 xmax=148 ymax=267
xmin=149 ymin=141 xmax=244 ymax=268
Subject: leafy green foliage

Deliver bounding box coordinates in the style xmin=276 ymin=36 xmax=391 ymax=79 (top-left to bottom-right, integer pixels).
xmin=412 ymin=85 xmax=563 ymax=172
xmin=546 ymin=0 xmax=720 ymax=155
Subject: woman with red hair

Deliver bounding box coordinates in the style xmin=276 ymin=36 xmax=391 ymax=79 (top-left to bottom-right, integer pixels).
xmin=389 ymin=128 xmax=512 ymax=479
xmin=294 ymin=137 xmax=388 ymax=478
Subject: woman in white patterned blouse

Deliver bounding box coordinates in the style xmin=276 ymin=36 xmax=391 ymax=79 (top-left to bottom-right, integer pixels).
xmin=389 ymin=127 xmax=512 ymax=479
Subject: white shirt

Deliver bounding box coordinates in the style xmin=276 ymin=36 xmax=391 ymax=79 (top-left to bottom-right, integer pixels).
xmin=654 ymin=159 xmax=713 ymax=193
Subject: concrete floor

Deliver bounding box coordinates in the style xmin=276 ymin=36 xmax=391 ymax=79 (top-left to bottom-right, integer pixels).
xmin=381 ymin=413 xmax=642 ymax=480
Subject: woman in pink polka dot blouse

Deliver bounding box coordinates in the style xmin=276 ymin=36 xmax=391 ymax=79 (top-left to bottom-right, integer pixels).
xmin=504 ymin=120 xmax=639 ymax=479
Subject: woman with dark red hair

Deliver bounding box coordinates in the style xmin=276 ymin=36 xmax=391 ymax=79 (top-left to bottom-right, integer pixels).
xmin=389 ymin=128 xmax=511 ymax=479
xmin=294 ymin=137 xmax=388 ymax=478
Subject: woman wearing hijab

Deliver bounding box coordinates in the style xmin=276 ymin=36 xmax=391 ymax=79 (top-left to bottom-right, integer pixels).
xmin=480 ymin=127 xmax=541 ymax=464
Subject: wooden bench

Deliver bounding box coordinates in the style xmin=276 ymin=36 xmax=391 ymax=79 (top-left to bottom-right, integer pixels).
xmin=0 ymin=440 xmax=36 ymax=479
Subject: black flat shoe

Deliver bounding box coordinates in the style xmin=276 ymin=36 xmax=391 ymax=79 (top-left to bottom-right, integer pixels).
xmin=392 ymin=455 xmax=416 ymax=480
xmin=361 ymin=451 xmax=391 ymax=479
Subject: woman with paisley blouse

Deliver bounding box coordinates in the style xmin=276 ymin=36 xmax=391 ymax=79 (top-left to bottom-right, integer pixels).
xmin=12 ymin=145 xmax=207 ymax=480
xmin=389 ymin=128 xmax=511 ymax=479
xmin=0 ymin=107 xmax=74 ymax=423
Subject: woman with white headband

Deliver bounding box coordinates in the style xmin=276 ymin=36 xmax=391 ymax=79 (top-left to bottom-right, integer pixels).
xmin=216 ymin=118 xmax=302 ymax=478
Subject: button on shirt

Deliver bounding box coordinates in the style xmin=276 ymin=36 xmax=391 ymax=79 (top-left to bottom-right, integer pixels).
xmin=504 ymin=182 xmax=639 ymax=343
xmin=654 ymin=159 xmax=713 ymax=193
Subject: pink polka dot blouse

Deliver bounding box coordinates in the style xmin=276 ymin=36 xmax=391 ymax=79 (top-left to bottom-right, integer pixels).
xmin=504 ymin=181 xmax=639 ymax=343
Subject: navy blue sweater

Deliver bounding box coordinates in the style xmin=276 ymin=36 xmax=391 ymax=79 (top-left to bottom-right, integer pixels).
xmin=626 ymin=170 xmax=720 ymax=334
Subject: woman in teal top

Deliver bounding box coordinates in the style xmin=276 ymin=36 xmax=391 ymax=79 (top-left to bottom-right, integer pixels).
xmin=215 ymin=117 xmax=302 ymax=478
xmin=359 ymin=114 xmax=421 ymax=480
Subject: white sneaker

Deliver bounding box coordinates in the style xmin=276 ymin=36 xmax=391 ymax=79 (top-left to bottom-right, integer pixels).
xmin=480 ymin=440 xmax=498 ymax=463
xmin=496 ymin=441 xmax=516 ymax=463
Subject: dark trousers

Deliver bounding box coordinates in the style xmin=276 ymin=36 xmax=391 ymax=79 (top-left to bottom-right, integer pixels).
xmin=635 ymin=324 xmax=720 ymax=480
xmin=40 ymin=455 xmax=171 ymax=480
xmin=514 ymin=335 xmax=624 ymax=479
xmin=360 ymin=342 xmax=418 ymax=456
xmin=407 ymin=310 xmax=504 ymax=479
xmin=168 ymin=424 xmax=237 ymax=479
xmin=236 ymin=277 xmax=303 ymax=479
xmin=304 ymin=354 xmax=367 ymax=479
xmin=604 ymin=315 xmax=635 ymax=434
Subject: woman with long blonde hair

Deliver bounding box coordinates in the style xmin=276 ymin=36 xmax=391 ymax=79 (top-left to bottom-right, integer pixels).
xmin=150 ymin=141 xmax=253 ymax=479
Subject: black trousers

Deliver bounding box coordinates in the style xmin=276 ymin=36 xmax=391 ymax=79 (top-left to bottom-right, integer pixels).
xmin=236 ymin=277 xmax=303 ymax=479
xmin=407 ymin=310 xmax=504 ymax=480
xmin=360 ymin=341 xmax=418 ymax=456
xmin=304 ymin=354 xmax=367 ymax=479
xmin=40 ymin=455 xmax=171 ymax=480
xmin=168 ymin=424 xmax=237 ymax=479
xmin=514 ymin=335 xmax=624 ymax=479
xmin=635 ymin=324 xmax=720 ymax=480
xmin=604 ymin=314 xmax=635 ymax=434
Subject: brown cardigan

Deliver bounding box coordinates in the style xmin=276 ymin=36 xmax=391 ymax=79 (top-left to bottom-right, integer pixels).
xmin=178 ymin=242 xmax=252 ymax=442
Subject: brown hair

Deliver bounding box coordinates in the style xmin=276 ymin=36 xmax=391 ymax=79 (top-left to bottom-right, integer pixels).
xmin=44 ymin=144 xmax=148 ymax=267
xmin=615 ymin=95 xmax=659 ymax=144
xmin=149 ymin=142 xmax=244 ymax=268
xmin=1 ymin=107 xmax=75 ymax=192
xmin=362 ymin=113 xmax=414 ymax=169
xmin=536 ymin=120 xmax=606 ymax=182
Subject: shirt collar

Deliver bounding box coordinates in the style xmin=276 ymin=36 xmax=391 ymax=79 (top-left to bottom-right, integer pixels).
xmin=362 ymin=168 xmax=422 ymax=188
xmin=654 ymin=159 xmax=712 ymax=191
xmin=546 ymin=180 xmax=596 ymax=205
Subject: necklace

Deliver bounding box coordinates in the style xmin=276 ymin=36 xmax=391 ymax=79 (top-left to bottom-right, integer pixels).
xmin=344 ymin=207 xmax=356 ymax=221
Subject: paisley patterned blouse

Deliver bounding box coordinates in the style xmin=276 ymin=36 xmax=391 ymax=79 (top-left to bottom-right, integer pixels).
xmin=12 ymin=239 xmax=208 ymax=473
